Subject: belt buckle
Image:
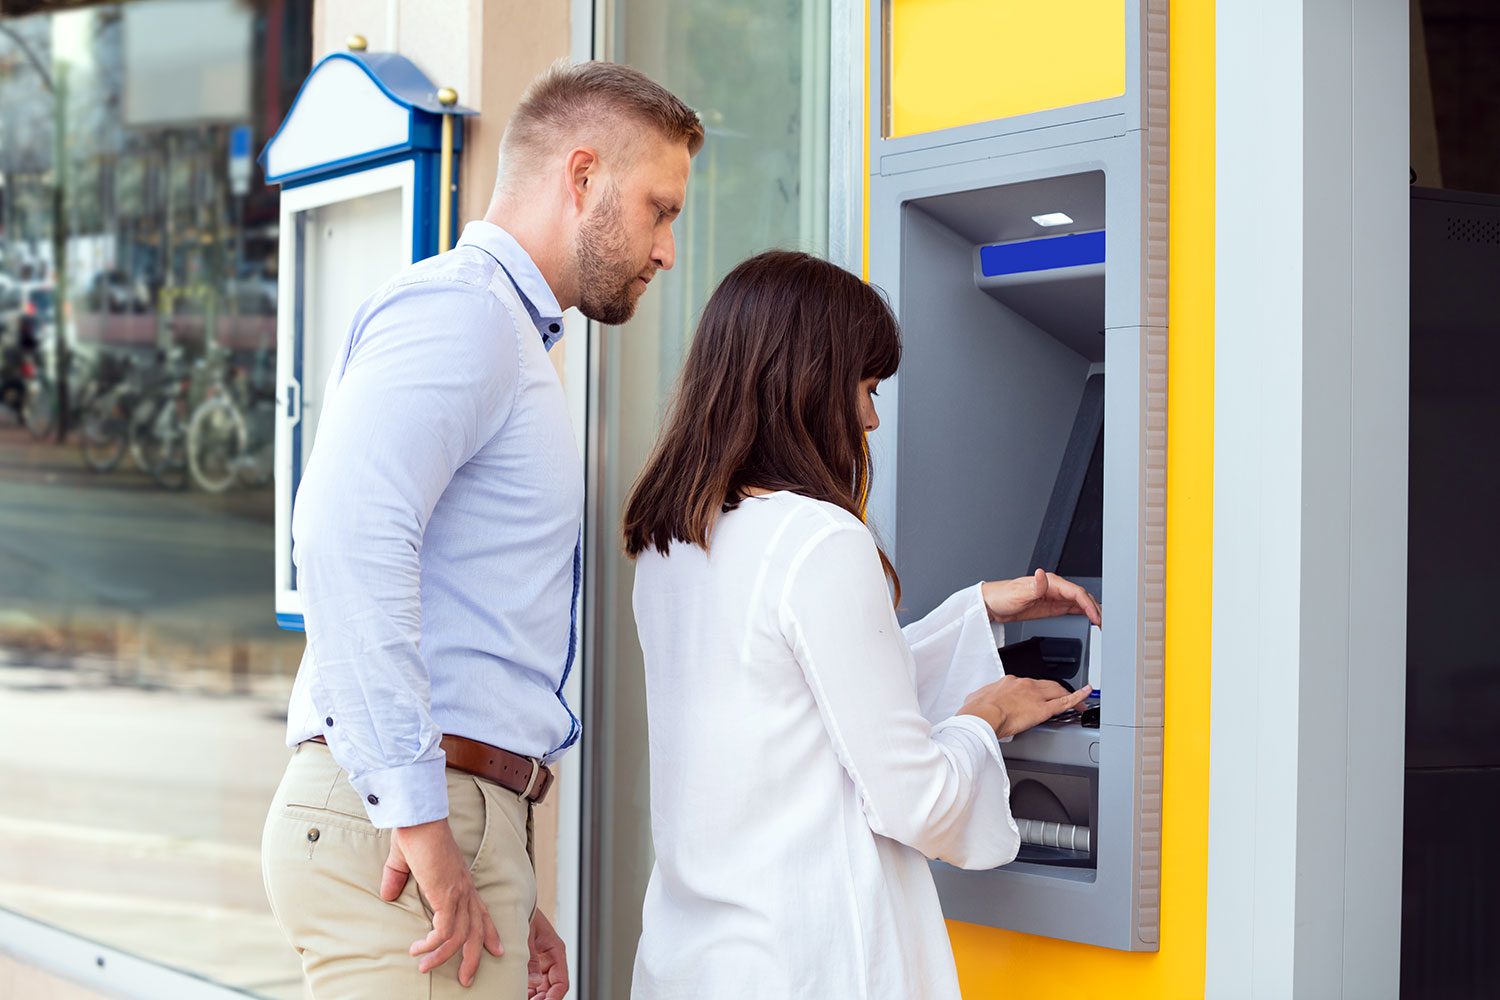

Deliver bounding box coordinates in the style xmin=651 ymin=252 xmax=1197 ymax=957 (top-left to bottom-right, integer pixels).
xmin=521 ymin=760 xmax=553 ymax=804
xmin=520 ymin=759 xmax=541 ymax=799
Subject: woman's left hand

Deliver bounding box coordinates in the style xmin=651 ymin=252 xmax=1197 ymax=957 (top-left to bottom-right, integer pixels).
xmin=982 ymin=569 xmax=1101 ymax=625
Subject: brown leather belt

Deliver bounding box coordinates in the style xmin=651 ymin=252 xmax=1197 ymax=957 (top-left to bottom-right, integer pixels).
xmin=306 ymin=734 xmax=553 ymax=805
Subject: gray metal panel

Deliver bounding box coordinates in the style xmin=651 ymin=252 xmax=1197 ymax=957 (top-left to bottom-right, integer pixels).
xmin=1102 ymin=325 xmax=1162 ymax=731
xmin=976 ymin=268 xmax=1107 ymax=361
xmin=867 ymin=153 xmax=1163 ymax=953
xmin=879 ymin=116 xmax=1127 ymax=177
xmin=877 ymin=100 xmax=1132 ymax=167
xmin=1338 ymin=0 xmax=1407 ymax=995
xmin=864 ymin=143 xmax=1122 ymax=564
xmin=889 ymin=202 xmax=1090 ymax=618
xmin=932 ymin=723 xmax=1161 ymax=947
xmin=864 ymin=0 xmax=1166 ymax=954
xmin=1295 ymin=0 xmax=1358 ymax=992
xmin=934 ymin=172 xmax=1106 ymax=243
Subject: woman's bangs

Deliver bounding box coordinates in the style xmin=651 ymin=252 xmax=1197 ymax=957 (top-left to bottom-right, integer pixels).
xmin=862 ymin=312 xmax=902 ymax=382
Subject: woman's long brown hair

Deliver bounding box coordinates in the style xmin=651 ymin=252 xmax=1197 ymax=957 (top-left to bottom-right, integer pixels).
xmin=622 ymin=250 xmax=902 ymax=604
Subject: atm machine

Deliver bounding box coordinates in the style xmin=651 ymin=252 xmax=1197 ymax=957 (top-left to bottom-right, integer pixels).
xmin=258 ymin=45 xmax=474 ymax=631
xmin=863 ymin=2 xmax=1167 ymax=951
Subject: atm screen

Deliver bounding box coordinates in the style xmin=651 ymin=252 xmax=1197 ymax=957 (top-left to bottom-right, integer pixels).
xmin=1030 ymin=372 xmax=1105 ymax=581
xmin=1055 ymin=430 xmax=1104 ymax=578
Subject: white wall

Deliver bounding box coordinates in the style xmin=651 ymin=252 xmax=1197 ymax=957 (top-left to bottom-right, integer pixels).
xmin=1208 ymin=0 xmax=1409 ymax=996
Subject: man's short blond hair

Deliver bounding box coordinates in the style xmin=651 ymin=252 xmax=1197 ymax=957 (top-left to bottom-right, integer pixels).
xmin=496 ymin=61 xmax=703 ymax=198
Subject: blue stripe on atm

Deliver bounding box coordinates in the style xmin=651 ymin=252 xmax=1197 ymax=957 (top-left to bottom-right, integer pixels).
xmin=979 ymin=231 xmax=1106 ymax=277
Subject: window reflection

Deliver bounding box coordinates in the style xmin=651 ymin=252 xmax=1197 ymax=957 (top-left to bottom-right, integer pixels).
xmin=585 ymin=1 xmax=831 ymax=995
xmin=0 ymin=3 xmax=312 ymax=995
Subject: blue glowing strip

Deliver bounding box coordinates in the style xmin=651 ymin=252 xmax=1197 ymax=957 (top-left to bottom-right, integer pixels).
xmin=979 ymin=231 xmax=1106 ymax=277
xmin=277 ymin=612 xmax=306 ymax=632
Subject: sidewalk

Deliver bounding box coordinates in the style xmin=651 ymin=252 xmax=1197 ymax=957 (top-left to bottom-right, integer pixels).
xmin=0 ymin=648 xmax=301 ymax=999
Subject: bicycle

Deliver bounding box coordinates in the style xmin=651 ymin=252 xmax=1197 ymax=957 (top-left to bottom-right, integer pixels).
xmin=186 ymin=352 xmax=276 ymax=493
xmin=14 ymin=336 xmax=101 ymax=441
xmin=78 ymin=351 xmax=143 ymax=473
xmin=127 ymin=348 xmax=198 ymax=490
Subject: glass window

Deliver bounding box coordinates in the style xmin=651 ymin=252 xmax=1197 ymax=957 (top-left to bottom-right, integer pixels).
xmin=0 ymin=3 xmax=313 ymax=996
xmin=583 ymin=1 xmax=830 ymax=995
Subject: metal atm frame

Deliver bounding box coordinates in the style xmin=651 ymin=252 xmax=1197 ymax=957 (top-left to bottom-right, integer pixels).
xmin=863 ymin=0 xmax=1167 ymax=951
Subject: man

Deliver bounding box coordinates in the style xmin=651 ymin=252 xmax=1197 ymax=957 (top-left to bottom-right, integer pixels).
xmin=261 ymin=61 xmax=702 ymax=999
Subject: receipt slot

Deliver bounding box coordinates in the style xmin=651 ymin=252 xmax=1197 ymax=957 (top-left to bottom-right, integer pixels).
xmin=863 ymin=3 xmax=1168 ymax=951
xmin=259 ymin=48 xmax=475 ymax=630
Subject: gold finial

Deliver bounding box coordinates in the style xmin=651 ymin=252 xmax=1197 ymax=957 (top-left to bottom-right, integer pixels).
xmin=347 ymin=34 xmax=368 ymax=52
xmin=437 ymin=87 xmax=458 ymax=107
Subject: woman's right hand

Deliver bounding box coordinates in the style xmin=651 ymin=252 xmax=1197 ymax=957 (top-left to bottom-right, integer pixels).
xmin=958 ymin=676 xmax=1092 ymax=740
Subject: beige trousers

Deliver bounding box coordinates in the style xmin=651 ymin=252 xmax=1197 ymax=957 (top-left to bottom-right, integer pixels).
xmin=262 ymin=741 xmax=536 ymax=999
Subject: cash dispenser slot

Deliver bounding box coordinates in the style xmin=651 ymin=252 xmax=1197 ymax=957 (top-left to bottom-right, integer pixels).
xmin=1009 ymin=762 xmax=1098 ymax=868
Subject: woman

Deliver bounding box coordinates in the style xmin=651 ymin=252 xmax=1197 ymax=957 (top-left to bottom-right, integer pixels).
xmin=622 ymin=251 xmax=1098 ymax=999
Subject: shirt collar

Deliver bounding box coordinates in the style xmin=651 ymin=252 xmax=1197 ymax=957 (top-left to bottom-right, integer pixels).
xmin=457 ymin=221 xmax=566 ymax=348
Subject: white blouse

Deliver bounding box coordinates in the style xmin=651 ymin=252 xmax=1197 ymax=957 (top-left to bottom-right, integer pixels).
xmin=631 ymin=491 xmax=1019 ymax=1000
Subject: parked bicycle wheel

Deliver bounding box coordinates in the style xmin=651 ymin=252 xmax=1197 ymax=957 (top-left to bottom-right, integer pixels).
xmin=134 ymin=397 xmax=189 ymax=490
xmin=79 ymin=390 xmax=131 ymax=472
xmin=186 ymin=395 xmax=247 ymax=493
xmin=127 ymin=394 xmax=157 ymax=473
xmin=21 ymin=377 xmax=54 ymax=440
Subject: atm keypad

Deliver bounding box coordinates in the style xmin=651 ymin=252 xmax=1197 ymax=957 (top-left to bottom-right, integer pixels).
xmin=1046 ymin=702 xmax=1101 ymax=729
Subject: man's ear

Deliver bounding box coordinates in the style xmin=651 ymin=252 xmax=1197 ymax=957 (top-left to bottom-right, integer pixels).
xmin=563 ymin=146 xmax=600 ymax=213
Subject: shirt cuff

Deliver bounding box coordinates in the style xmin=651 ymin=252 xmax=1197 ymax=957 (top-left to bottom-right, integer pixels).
xmin=934 ymin=712 xmax=1007 ymax=767
xmin=348 ymin=757 xmax=450 ymax=829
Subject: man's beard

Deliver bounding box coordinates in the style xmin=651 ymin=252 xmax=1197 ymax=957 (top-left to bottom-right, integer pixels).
xmin=575 ymin=186 xmax=645 ymax=326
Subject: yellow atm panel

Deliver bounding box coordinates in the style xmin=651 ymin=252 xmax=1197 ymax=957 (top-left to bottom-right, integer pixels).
xmin=887 ymin=0 xmax=1127 ymax=137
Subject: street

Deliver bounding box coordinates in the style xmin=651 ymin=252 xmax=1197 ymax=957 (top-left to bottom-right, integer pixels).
xmin=0 ymin=423 xmax=289 ymax=645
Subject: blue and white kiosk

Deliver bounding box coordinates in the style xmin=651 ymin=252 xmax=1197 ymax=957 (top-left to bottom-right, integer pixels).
xmin=260 ymin=42 xmax=476 ymax=631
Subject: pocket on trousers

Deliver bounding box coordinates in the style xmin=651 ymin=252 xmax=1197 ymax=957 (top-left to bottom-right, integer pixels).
xmin=465 ymin=779 xmax=537 ymax=941
xmin=446 ymin=774 xmax=489 ymax=873
xmin=281 ymin=803 xmax=381 ymax=839
xmin=262 ymin=801 xmax=386 ymax=955
xmin=467 ymin=779 xmax=533 ymax=891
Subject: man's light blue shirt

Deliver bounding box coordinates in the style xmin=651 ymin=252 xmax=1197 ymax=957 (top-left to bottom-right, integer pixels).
xmin=286 ymin=221 xmax=584 ymax=829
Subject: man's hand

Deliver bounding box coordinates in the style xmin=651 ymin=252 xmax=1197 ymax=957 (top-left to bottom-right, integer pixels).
xmin=527 ymin=908 xmax=569 ymax=1000
xmin=380 ymin=819 xmax=502 ymax=987
xmin=959 ymin=675 xmax=1093 ymax=739
xmin=982 ymin=569 xmax=1101 ymax=626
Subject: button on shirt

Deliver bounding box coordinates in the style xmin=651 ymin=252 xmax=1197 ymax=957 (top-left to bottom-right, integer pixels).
xmin=285 ymin=221 xmax=584 ymax=829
